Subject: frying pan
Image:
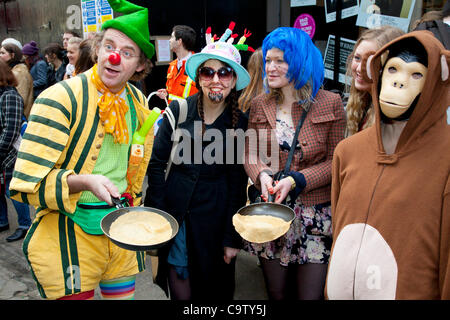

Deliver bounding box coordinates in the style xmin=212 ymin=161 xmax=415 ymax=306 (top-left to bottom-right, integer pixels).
xmin=236 ymin=195 xmax=295 ymax=223
xmin=233 ymin=192 xmax=295 ymax=243
xmin=236 ymin=190 xmax=295 ymax=222
xmin=101 ymin=204 xmax=179 ymax=251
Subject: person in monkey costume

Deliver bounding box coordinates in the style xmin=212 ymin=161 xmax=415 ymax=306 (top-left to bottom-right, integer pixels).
xmin=325 ymin=31 xmax=450 ymax=299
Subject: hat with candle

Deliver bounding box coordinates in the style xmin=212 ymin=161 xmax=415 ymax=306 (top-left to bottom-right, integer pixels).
xmin=185 ymin=22 xmax=251 ymax=91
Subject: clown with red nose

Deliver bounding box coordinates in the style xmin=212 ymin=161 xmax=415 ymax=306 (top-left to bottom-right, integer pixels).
xmin=9 ymin=0 xmax=158 ymax=301
xmin=108 ymin=51 xmax=121 ymax=65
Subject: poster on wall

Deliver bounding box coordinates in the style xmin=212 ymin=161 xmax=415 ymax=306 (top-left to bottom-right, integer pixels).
xmin=81 ymin=0 xmax=113 ymax=38
xmin=291 ymin=0 xmax=316 ymax=6
xmin=356 ymin=0 xmax=416 ymax=32
xmin=325 ymin=0 xmax=360 ymax=23
xmin=293 ymin=13 xmax=316 ymax=39
xmin=323 ymin=34 xmax=356 ymax=85
xmin=150 ymin=36 xmax=173 ymax=66
xmin=96 ymin=0 xmax=113 ymax=31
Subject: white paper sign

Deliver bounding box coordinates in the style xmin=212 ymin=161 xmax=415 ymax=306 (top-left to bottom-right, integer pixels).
xmin=81 ymin=0 xmax=113 ymax=39
xmin=291 ymin=0 xmax=316 ymax=7
xmin=325 ymin=0 xmax=360 ymax=23
xmin=323 ymin=34 xmax=356 ymax=85
xmin=157 ymin=39 xmax=171 ymax=63
xmin=356 ymin=0 xmax=416 ymax=32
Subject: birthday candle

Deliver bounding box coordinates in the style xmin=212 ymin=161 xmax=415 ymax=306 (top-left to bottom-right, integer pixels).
xmin=237 ymin=28 xmax=252 ymax=45
xmin=205 ymin=26 xmax=212 ymax=45
xmin=219 ymin=21 xmax=235 ymax=42
xmin=227 ymin=34 xmax=238 ymax=44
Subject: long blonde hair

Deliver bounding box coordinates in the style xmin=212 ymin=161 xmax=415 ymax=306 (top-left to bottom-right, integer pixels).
xmin=238 ymin=47 xmax=263 ymax=112
xmin=345 ymin=26 xmax=405 ymax=136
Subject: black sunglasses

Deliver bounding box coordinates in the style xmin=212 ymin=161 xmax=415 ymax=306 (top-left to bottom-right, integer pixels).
xmin=198 ymin=66 xmax=234 ymax=81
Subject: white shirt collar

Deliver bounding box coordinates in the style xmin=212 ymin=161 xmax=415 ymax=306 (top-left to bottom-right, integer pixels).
xmin=177 ymin=52 xmax=193 ymax=70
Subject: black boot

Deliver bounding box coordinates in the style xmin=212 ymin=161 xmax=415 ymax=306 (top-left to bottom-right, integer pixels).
xmin=0 ymin=224 xmax=9 ymax=232
xmin=6 ymin=228 xmax=28 ymax=242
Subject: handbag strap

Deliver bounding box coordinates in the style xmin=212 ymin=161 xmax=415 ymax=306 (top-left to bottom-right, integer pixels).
xmin=282 ymin=105 xmax=309 ymax=175
xmin=165 ymin=98 xmax=188 ymax=181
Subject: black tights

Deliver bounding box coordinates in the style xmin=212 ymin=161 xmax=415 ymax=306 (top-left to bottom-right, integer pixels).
xmin=168 ymin=265 xmax=191 ymax=300
xmin=168 ymin=263 xmax=236 ymax=300
xmin=258 ymin=257 xmax=328 ymax=300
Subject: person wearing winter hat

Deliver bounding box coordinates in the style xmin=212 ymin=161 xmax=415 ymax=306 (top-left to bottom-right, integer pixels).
xmin=145 ymin=37 xmax=250 ymax=299
xmin=10 ymin=0 xmax=155 ymax=300
xmin=2 ymin=38 xmax=22 ymax=50
xmin=22 ymin=41 xmax=49 ymax=99
xmin=22 ymin=40 xmax=38 ymax=56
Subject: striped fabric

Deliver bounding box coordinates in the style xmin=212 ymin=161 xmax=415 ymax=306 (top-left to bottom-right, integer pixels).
xmin=22 ymin=215 xmax=47 ymax=298
xmin=58 ymin=214 xmax=81 ymax=296
xmin=9 ymin=67 xmax=154 ymax=217
xmin=244 ymin=90 xmax=346 ymax=206
xmin=22 ymin=203 xmax=83 ymax=298
xmin=99 ymin=275 xmax=136 ymax=300
xmin=22 ymin=211 xmax=146 ymax=299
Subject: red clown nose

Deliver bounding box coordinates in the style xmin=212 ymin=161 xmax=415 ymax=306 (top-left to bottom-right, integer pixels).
xmin=108 ymin=52 xmax=121 ymax=65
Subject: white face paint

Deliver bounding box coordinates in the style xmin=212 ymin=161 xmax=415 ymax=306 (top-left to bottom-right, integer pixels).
xmin=379 ymin=57 xmax=427 ymax=119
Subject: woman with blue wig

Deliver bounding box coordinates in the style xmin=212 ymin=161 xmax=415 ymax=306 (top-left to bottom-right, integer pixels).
xmin=243 ymin=27 xmax=346 ymax=299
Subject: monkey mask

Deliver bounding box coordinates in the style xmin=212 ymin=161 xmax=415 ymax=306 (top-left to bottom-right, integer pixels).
xmin=379 ymin=38 xmax=428 ymax=121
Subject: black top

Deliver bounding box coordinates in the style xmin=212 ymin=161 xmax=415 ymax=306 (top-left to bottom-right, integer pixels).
xmin=144 ymin=94 xmax=248 ymax=299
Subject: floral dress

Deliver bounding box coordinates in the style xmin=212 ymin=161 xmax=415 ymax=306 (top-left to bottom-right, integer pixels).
xmin=243 ymin=118 xmax=333 ymax=266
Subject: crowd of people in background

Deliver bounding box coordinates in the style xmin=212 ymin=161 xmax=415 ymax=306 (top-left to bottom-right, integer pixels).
xmin=0 ymin=0 xmax=449 ymax=301
xmin=1 ymin=30 xmax=96 ymax=113
xmin=0 ymin=30 xmax=95 ymax=242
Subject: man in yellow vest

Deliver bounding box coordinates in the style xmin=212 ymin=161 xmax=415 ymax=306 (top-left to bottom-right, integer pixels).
xmin=155 ymin=25 xmax=198 ymax=104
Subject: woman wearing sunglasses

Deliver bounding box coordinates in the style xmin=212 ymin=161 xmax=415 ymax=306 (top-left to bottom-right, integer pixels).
xmin=144 ymin=41 xmax=250 ymax=300
xmin=243 ymin=27 xmax=346 ymax=300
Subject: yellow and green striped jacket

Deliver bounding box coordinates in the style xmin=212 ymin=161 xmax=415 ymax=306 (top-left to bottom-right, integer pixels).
xmin=10 ymin=68 xmax=154 ymax=219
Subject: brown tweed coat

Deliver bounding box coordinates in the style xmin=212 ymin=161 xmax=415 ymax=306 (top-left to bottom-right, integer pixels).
xmin=244 ymin=89 xmax=346 ymax=206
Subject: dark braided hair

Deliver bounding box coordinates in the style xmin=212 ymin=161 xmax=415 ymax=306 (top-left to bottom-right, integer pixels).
xmin=196 ymin=88 xmax=206 ymax=133
xmin=195 ymin=61 xmax=240 ymax=133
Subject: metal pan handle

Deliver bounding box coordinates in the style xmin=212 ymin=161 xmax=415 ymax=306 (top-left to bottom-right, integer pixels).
xmin=111 ymin=196 xmax=125 ymax=209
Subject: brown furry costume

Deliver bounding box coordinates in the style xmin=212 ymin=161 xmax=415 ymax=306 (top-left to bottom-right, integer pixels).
xmin=325 ymin=31 xmax=450 ymax=299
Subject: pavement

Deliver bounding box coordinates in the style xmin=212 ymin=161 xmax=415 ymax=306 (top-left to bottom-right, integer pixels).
xmin=0 ymin=197 xmax=268 ymax=300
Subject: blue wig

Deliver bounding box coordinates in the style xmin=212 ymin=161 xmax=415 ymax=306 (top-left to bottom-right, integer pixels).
xmin=262 ymin=27 xmax=324 ymax=99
